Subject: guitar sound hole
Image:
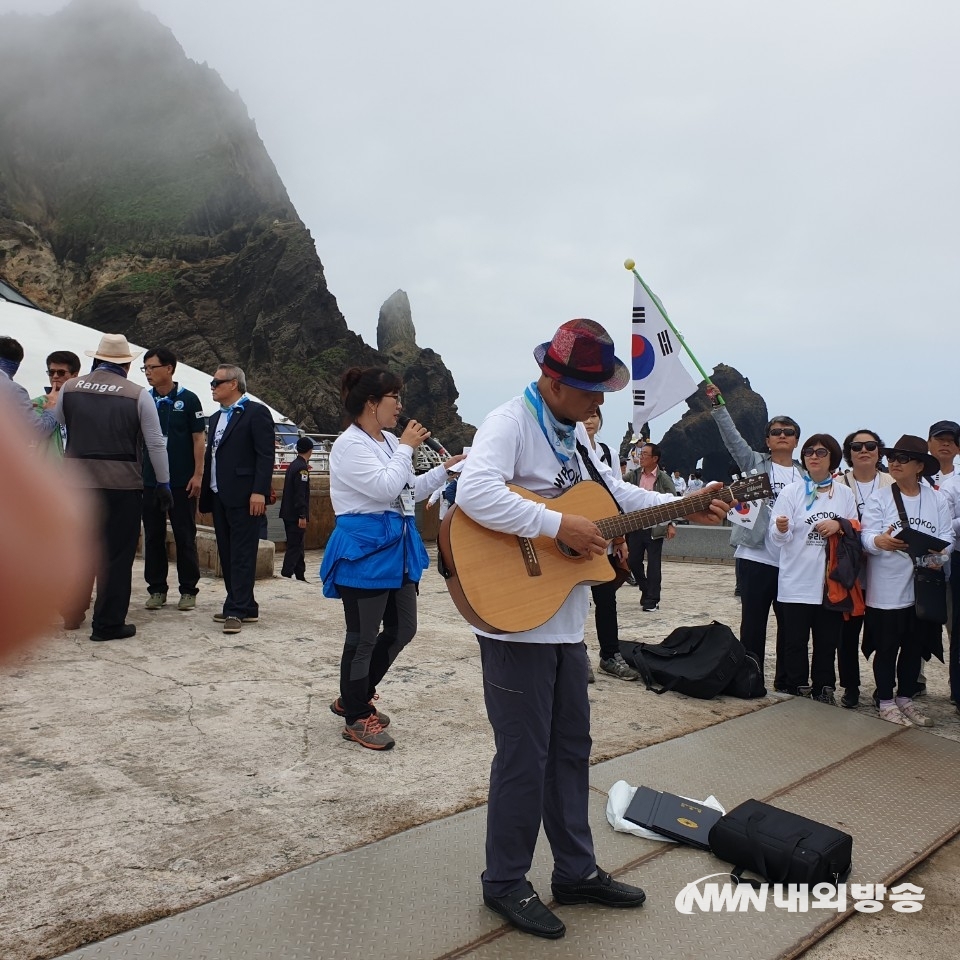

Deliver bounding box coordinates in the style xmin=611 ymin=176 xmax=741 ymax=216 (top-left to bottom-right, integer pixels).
xmin=556 ymin=541 xmax=584 ymax=559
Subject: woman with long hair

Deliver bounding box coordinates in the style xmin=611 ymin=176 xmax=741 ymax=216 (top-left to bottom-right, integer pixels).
xmin=319 ymin=367 xmax=463 ymax=749
xmin=835 ymin=429 xmax=894 ymax=707
xmin=770 ymin=433 xmax=858 ymax=703
xmin=861 ymin=435 xmax=953 ymax=726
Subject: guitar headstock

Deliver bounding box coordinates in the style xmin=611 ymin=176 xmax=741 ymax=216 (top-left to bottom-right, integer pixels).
xmin=728 ymin=473 xmax=772 ymax=503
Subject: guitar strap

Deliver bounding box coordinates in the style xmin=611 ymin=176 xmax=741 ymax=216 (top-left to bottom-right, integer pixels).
xmin=576 ymin=441 xmax=624 ymax=516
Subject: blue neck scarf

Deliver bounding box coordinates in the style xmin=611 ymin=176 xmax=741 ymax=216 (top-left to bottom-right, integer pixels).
xmin=523 ymin=381 xmax=577 ymax=466
xmin=0 ymin=357 xmax=20 ymax=379
xmin=803 ymin=474 xmax=833 ymax=510
xmin=95 ymin=360 xmax=129 ymax=378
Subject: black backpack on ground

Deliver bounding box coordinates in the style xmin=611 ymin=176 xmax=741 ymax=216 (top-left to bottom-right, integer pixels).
xmin=620 ymin=621 xmax=765 ymax=700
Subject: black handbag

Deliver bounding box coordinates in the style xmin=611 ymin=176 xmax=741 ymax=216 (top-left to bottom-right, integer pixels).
xmin=891 ymin=486 xmax=948 ymax=624
xmin=708 ymin=799 xmax=853 ymax=886
xmin=913 ymin=566 xmax=948 ymax=624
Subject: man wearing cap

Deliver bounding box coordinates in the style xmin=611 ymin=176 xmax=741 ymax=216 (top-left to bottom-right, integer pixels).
xmin=279 ymin=436 xmax=314 ymax=581
xmin=55 ymin=334 xmax=172 ymax=640
xmin=198 ymin=364 xmax=275 ymax=634
xmin=141 ymin=347 xmax=206 ymax=613
xmin=455 ymin=318 xmax=731 ymax=940
xmin=928 ymin=420 xmax=959 ymax=490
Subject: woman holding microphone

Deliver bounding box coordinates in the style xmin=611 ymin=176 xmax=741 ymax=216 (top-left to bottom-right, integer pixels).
xmin=320 ymin=367 xmax=463 ymax=749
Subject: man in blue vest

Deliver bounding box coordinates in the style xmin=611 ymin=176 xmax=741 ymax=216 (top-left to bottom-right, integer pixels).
xmin=141 ymin=347 xmax=206 ymax=612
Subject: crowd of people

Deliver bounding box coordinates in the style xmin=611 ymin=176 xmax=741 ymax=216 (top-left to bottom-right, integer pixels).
xmin=4 ymin=317 xmax=959 ymax=942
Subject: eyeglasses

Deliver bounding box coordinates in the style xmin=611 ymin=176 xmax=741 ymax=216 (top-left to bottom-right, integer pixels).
xmin=381 ymin=393 xmax=402 ymax=402
xmin=210 ymin=377 xmax=236 ymax=388
xmin=803 ymin=447 xmax=830 ymax=459
xmin=850 ymin=441 xmax=879 ymax=453
xmin=140 ymin=363 xmax=170 ymax=373
xmin=887 ymin=452 xmax=920 ymax=465
xmin=46 ymin=368 xmax=71 ymax=378
xmin=768 ymin=427 xmax=797 ymax=438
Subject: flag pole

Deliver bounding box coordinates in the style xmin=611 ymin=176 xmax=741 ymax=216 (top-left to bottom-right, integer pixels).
xmin=624 ymin=259 xmax=723 ymax=404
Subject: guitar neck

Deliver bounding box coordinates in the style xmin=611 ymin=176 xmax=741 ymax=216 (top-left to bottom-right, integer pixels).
xmin=596 ymin=486 xmax=734 ymax=540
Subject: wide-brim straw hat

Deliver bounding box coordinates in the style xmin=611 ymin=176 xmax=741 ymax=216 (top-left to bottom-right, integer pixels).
xmin=534 ymin=318 xmax=630 ymax=393
xmin=883 ymin=434 xmax=940 ymax=477
xmin=84 ymin=333 xmax=141 ymax=364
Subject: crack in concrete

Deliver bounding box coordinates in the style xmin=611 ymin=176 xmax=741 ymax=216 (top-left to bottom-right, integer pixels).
xmin=299 ymin=692 xmax=313 ymax=760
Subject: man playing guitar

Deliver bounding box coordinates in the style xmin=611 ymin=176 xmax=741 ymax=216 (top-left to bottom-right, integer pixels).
xmin=454 ymin=318 xmax=731 ymax=940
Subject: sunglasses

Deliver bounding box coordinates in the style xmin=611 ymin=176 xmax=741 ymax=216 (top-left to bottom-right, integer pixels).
xmin=803 ymin=447 xmax=830 ymax=459
xmin=768 ymin=427 xmax=797 ymax=437
xmin=46 ymin=368 xmax=71 ymax=378
xmin=210 ymin=377 xmax=236 ymax=388
xmin=887 ymin=452 xmax=921 ymax=465
xmin=849 ymin=441 xmax=879 ymax=453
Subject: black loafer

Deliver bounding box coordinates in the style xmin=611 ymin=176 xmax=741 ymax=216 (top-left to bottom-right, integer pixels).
xmin=552 ymin=868 xmax=646 ymax=908
xmin=483 ymin=881 xmax=565 ymax=939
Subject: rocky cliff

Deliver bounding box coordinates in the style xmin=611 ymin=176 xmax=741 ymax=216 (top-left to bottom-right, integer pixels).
xmin=0 ymin=0 xmax=473 ymax=447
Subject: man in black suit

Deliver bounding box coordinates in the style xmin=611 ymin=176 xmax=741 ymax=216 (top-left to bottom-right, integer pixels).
xmin=279 ymin=436 xmax=313 ymax=581
xmin=198 ymin=364 xmax=275 ymax=634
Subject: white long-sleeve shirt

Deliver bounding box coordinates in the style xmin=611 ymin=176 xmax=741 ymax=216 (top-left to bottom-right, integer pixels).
xmin=860 ymin=484 xmax=954 ymax=610
xmin=329 ymin=424 xmax=447 ymax=515
xmin=768 ymin=479 xmax=858 ymax=604
xmin=455 ymin=396 xmax=676 ymax=643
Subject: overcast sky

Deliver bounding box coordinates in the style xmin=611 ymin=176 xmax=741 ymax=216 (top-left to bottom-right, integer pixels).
xmin=5 ymin=0 xmax=959 ymax=457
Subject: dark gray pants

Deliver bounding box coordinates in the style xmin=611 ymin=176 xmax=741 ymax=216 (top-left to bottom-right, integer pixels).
xmin=478 ymin=636 xmax=595 ymax=897
xmin=338 ymin=583 xmax=418 ymax=723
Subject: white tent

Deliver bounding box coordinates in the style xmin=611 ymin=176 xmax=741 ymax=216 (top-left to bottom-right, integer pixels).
xmin=0 ymin=299 xmax=296 ymax=424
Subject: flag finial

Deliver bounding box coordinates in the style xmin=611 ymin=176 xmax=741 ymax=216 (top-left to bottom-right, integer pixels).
xmin=623 ymin=258 xmax=635 ymax=270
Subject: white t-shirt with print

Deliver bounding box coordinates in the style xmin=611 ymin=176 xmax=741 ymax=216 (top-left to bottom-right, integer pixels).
xmin=861 ymin=485 xmax=954 ymax=609
xmin=769 ymin=479 xmax=858 ymax=604
xmin=735 ymin=462 xmax=803 ymax=567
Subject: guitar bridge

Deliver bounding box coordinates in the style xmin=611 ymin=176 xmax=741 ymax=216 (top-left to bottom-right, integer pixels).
xmin=517 ymin=536 xmax=542 ymax=576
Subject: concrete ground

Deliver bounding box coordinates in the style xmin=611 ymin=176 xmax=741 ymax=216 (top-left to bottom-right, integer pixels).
xmin=1 ymin=554 xmax=958 ymax=960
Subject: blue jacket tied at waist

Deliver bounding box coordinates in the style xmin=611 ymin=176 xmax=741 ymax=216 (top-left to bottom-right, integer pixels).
xmin=320 ymin=511 xmax=429 ymax=599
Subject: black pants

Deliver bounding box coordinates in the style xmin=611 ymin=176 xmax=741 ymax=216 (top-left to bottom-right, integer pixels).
xmin=590 ymin=555 xmax=623 ymax=660
xmin=738 ymin=558 xmax=784 ymax=688
xmin=867 ymin=606 xmax=930 ymax=701
xmin=837 ymin=614 xmax=865 ymax=694
xmin=211 ymin=494 xmax=261 ymax=619
xmin=142 ymin=486 xmax=200 ymax=597
xmin=281 ymin=521 xmax=306 ymax=578
xmin=81 ymin=488 xmax=142 ymax=633
xmin=779 ymin=602 xmax=843 ymax=694
xmin=477 ymin=636 xmax=595 ymax=898
xmin=338 ymin=583 xmax=417 ymax=724
xmin=626 ymin=529 xmax=663 ymax=607
xmin=951 ymin=573 xmax=960 ymax=702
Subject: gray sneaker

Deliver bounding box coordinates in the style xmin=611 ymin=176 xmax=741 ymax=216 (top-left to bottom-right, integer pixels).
xmin=342 ymin=715 xmax=395 ymax=750
xmin=222 ymin=617 xmax=242 ymax=634
xmin=177 ymin=594 xmax=196 ymax=611
xmin=145 ymin=592 xmax=167 ymax=610
xmin=599 ymin=653 xmax=640 ymax=681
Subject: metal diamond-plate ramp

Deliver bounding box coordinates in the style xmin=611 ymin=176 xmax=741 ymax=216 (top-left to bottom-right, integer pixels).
xmin=59 ymin=699 xmax=960 ymax=960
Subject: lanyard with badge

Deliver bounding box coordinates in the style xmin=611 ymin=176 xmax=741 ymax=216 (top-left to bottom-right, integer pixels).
xmin=357 ymin=426 xmax=415 ymax=516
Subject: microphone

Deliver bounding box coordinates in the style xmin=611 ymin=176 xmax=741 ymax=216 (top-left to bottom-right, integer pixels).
xmin=396 ymin=414 xmax=448 ymax=456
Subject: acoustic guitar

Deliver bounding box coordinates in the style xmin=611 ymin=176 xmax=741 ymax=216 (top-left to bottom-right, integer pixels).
xmin=438 ymin=474 xmax=771 ymax=634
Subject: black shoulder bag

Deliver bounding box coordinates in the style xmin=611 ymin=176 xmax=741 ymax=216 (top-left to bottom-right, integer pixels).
xmin=891 ymin=485 xmax=948 ymax=624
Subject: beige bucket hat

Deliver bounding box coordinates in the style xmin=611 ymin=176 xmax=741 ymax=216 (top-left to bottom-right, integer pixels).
xmin=84 ymin=333 xmax=141 ymax=364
